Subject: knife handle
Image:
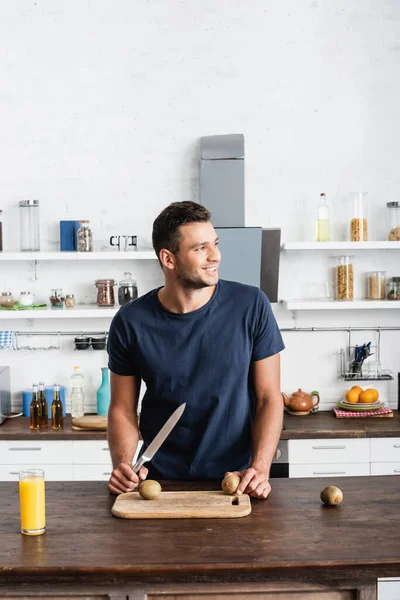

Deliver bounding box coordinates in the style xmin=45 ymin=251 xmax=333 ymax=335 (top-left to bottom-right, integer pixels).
xmin=132 ymin=455 xmax=146 ymax=474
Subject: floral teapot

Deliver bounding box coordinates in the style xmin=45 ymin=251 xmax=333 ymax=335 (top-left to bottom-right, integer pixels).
xmin=282 ymin=389 xmax=320 ymax=413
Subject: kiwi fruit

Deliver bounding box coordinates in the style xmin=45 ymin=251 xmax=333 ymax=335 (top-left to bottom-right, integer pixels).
xmin=221 ymin=474 xmax=241 ymax=495
xmin=320 ymin=485 xmax=343 ymax=506
xmin=138 ymin=479 xmax=162 ymax=500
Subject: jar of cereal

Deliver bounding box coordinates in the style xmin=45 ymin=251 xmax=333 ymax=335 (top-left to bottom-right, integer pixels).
xmin=350 ymin=192 xmax=368 ymax=241
xmin=336 ymin=256 xmax=354 ymax=301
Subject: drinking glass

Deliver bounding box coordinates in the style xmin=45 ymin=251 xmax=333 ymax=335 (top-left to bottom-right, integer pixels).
xmin=19 ymin=469 xmax=46 ymax=536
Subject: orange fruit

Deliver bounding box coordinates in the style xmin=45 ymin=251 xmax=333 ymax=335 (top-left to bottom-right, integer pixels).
xmin=359 ymin=389 xmax=377 ymax=403
xmin=351 ymin=385 xmax=363 ymax=395
xmin=346 ymin=389 xmax=360 ymax=403
xmin=369 ymin=389 xmax=379 ymax=401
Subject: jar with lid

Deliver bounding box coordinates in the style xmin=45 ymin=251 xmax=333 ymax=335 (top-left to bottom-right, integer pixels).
xmin=349 ymin=192 xmax=368 ymax=241
xmin=19 ymin=291 xmax=33 ymax=306
xmin=0 ymin=209 xmax=3 ymax=252
xmin=65 ymin=294 xmax=75 ymax=308
xmin=95 ymin=279 xmax=115 ymax=306
xmin=0 ymin=292 xmax=15 ymax=307
xmin=118 ymin=272 xmax=138 ymax=306
xmin=335 ymin=256 xmax=354 ymax=301
xmin=387 ymin=202 xmax=400 ymax=241
xmin=50 ymin=288 xmax=65 ymax=308
xmin=367 ymin=271 xmax=386 ymax=300
xmin=77 ymin=220 xmax=93 ymax=252
xmin=387 ymin=277 xmax=400 ymax=301
xmin=19 ymin=200 xmax=40 ymax=251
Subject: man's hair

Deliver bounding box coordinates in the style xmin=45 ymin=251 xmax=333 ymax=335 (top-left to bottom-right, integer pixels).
xmin=152 ymin=201 xmax=211 ymax=261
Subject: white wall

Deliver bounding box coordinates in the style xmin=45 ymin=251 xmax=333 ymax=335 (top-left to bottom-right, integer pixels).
xmin=0 ymin=0 xmax=399 ymax=412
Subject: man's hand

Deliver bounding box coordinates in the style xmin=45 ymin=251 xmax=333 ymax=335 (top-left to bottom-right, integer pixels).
xmin=108 ymin=463 xmax=148 ymax=495
xmin=225 ymin=467 xmax=271 ymax=499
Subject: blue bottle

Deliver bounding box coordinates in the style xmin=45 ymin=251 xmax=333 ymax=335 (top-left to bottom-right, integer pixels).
xmin=96 ymin=367 xmax=110 ymax=416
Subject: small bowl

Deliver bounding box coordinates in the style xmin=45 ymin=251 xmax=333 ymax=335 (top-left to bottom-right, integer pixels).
xmin=74 ymin=337 xmax=90 ymax=350
xmin=91 ymin=336 xmax=107 ymax=350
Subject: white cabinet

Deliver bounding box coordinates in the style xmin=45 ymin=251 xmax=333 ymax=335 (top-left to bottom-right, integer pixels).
xmin=289 ymin=438 xmax=370 ymax=478
xmin=378 ymin=579 xmax=400 ymax=600
xmin=371 ymin=438 xmax=400 ymax=476
xmin=0 ymin=464 xmax=74 ymax=481
xmin=290 ymin=463 xmax=370 ymax=478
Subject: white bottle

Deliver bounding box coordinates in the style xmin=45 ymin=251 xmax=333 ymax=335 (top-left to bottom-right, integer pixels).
xmin=70 ymin=366 xmax=85 ymax=418
xmin=316 ymin=193 xmax=330 ymax=242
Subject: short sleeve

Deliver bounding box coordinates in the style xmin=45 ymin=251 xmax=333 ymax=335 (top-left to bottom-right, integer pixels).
xmin=107 ymin=310 xmax=140 ymax=377
xmin=251 ymin=290 xmax=285 ymax=361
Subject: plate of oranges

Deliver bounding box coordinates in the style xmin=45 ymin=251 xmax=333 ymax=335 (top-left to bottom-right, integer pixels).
xmin=338 ymin=385 xmax=383 ymax=411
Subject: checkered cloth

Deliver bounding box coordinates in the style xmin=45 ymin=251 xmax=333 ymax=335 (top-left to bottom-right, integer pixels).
xmin=333 ymin=405 xmax=393 ymax=418
xmin=0 ymin=331 xmax=15 ymax=349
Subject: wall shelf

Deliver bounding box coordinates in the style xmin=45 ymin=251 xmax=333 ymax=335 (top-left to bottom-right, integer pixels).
xmin=281 ymin=242 xmax=400 ymax=251
xmin=282 ymin=300 xmax=400 ymax=311
xmin=0 ymin=251 xmax=156 ymax=261
xmin=0 ymin=305 xmax=118 ymax=319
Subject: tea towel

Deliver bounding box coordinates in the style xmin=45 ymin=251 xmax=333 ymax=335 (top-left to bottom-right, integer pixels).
xmin=0 ymin=331 xmax=16 ymax=349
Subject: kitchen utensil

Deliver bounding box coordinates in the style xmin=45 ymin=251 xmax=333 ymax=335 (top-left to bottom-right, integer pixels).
xmin=282 ymin=389 xmax=320 ymax=413
xmin=109 ymin=235 xmax=137 ymax=251
xmin=71 ymin=415 xmax=107 ymax=430
xmin=111 ymin=490 xmax=251 ymax=519
xmin=132 ymin=403 xmax=186 ymax=473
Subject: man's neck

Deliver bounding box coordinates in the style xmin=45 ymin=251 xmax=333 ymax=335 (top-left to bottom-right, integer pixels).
xmin=158 ymin=283 xmax=216 ymax=314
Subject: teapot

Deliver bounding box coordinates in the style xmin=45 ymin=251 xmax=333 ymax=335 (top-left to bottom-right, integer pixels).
xmin=282 ymin=389 xmax=320 ymax=413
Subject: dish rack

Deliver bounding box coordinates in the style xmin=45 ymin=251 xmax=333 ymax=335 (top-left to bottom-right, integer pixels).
xmin=339 ymin=329 xmax=393 ymax=381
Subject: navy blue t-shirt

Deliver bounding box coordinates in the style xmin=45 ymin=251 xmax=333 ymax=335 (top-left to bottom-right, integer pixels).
xmin=107 ymin=279 xmax=284 ymax=480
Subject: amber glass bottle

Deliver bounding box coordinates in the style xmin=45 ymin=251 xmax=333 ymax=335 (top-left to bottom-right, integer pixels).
xmin=30 ymin=384 xmax=41 ymax=430
xmin=51 ymin=383 xmax=64 ymax=430
xmin=38 ymin=381 xmax=48 ymax=428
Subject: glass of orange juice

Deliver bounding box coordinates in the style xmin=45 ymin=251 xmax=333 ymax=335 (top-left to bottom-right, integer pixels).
xmin=19 ymin=469 xmax=46 ymax=536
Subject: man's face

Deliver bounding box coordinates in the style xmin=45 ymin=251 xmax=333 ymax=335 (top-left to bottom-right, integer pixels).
xmin=172 ymin=221 xmax=221 ymax=289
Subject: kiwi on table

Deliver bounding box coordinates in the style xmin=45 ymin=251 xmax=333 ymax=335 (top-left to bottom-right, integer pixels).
xmin=320 ymin=485 xmax=343 ymax=506
xmin=221 ymin=474 xmax=241 ymax=495
xmin=138 ymin=479 xmax=162 ymax=500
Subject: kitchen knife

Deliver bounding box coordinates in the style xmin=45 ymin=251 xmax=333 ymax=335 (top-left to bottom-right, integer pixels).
xmin=132 ymin=402 xmax=186 ymax=473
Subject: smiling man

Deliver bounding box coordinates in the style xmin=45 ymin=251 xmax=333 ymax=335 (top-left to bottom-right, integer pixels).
xmin=107 ymin=201 xmax=285 ymax=499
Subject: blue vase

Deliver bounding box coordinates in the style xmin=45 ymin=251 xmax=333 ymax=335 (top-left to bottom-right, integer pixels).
xmin=96 ymin=368 xmax=110 ymax=416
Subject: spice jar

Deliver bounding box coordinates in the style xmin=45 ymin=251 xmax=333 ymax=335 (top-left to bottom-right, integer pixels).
xmin=387 ymin=202 xmax=400 ymax=241
xmin=77 ymin=220 xmax=93 ymax=252
xmin=19 ymin=291 xmax=33 ymax=306
xmin=50 ymin=288 xmax=65 ymax=308
xmin=118 ymin=272 xmax=138 ymax=306
xmin=0 ymin=292 xmax=15 ymax=307
xmin=367 ymin=271 xmax=386 ymax=300
xmin=387 ymin=277 xmax=400 ymax=301
xmin=336 ymin=256 xmax=354 ymax=301
xmin=65 ymin=294 xmax=75 ymax=308
xmin=95 ymin=279 xmax=115 ymax=306
xmin=350 ymin=192 xmax=368 ymax=241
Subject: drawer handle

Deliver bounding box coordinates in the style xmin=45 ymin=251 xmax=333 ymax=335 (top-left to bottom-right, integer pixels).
xmin=313 ymin=471 xmax=346 ymax=475
xmin=312 ymin=445 xmax=346 ymax=450
xmin=394 ymin=470 xmax=400 ymax=473
xmin=394 ymin=444 xmax=400 ymax=448
xmin=9 ymin=447 xmax=42 ymax=451
xmin=102 ymin=448 xmax=110 ymax=451
xmin=9 ymin=471 xmax=20 ymax=475
xmin=102 ymin=472 xmax=111 ymax=476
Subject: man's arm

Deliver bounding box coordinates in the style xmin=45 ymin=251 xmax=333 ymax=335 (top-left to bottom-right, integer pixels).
xmin=234 ymin=353 xmax=283 ymax=499
xmin=107 ymin=372 xmax=148 ymax=494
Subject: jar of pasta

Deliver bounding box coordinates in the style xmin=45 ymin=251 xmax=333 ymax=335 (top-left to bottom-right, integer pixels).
xmin=387 ymin=201 xmax=400 ymax=241
xmin=367 ymin=271 xmax=386 ymax=300
xmin=336 ymin=256 xmax=354 ymax=301
xmin=350 ymin=192 xmax=368 ymax=241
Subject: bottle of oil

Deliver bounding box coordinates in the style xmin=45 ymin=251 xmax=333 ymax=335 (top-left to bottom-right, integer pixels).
xmin=51 ymin=383 xmax=64 ymax=430
xmin=38 ymin=381 xmax=48 ymax=428
xmin=316 ymin=193 xmax=330 ymax=242
xmin=29 ymin=384 xmax=41 ymax=430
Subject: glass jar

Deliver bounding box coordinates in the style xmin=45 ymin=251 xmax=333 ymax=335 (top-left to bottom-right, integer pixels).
xmin=349 ymin=192 xmax=368 ymax=241
xmin=336 ymin=256 xmax=354 ymax=301
xmin=0 ymin=209 xmax=3 ymax=252
xmin=0 ymin=292 xmax=15 ymax=307
xmin=95 ymin=279 xmax=115 ymax=306
xmin=19 ymin=200 xmax=40 ymax=251
xmin=387 ymin=201 xmax=400 ymax=241
xmin=65 ymin=294 xmax=75 ymax=308
xmin=50 ymin=288 xmax=65 ymax=308
xmin=118 ymin=272 xmax=138 ymax=306
xmin=367 ymin=271 xmax=386 ymax=300
xmin=387 ymin=277 xmax=400 ymax=301
xmin=77 ymin=220 xmax=93 ymax=252
xmin=19 ymin=291 xmax=33 ymax=306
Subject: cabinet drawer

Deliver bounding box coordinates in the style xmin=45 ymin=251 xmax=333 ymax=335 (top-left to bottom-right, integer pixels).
xmin=0 ymin=440 xmax=72 ymax=464
xmin=289 ymin=438 xmax=370 ymax=464
xmin=371 ymin=438 xmax=400 ymax=462
xmin=371 ymin=462 xmax=400 ymax=476
xmin=73 ymin=464 xmax=113 ymax=481
xmin=72 ymin=440 xmax=112 ymax=464
xmin=0 ymin=464 xmax=74 ymax=481
xmin=289 ymin=463 xmax=370 ymax=478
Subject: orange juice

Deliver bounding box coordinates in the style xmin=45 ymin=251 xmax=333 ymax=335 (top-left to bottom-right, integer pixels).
xmin=19 ymin=470 xmax=45 ymax=535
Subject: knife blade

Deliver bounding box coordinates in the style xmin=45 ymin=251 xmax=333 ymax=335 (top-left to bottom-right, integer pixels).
xmin=132 ymin=402 xmax=186 ymax=473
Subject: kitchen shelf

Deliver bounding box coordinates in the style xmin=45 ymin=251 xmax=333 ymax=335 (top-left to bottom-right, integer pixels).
xmin=282 ymin=300 xmax=400 ymax=310
xmin=0 ymin=250 xmax=157 ymax=261
xmin=281 ymin=241 xmax=400 ymax=251
xmin=0 ymin=305 xmax=118 ymax=319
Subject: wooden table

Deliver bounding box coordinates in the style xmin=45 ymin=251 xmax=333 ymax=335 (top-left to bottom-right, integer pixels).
xmin=0 ymin=477 xmax=399 ymax=599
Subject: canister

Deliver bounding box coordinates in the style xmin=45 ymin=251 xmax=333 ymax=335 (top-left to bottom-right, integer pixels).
xmin=19 ymin=200 xmax=40 ymax=251
xmin=349 ymin=192 xmax=368 ymax=241
xmin=335 ymin=255 xmax=354 ymax=300
xmin=387 ymin=201 xmax=400 ymax=241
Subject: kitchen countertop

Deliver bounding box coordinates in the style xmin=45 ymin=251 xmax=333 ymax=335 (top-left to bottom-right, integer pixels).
xmin=1 ymin=411 xmax=399 ymax=440
xmin=0 ymin=477 xmax=399 ymax=598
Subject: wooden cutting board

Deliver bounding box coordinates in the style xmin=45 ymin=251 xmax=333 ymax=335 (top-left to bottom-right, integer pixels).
xmin=71 ymin=415 xmax=108 ymax=430
xmin=111 ymin=490 xmax=251 ymax=519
